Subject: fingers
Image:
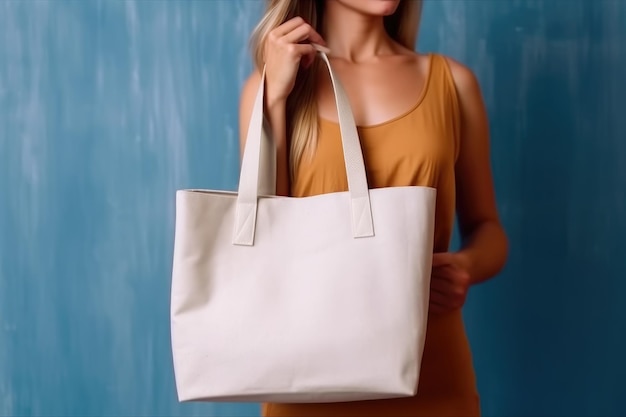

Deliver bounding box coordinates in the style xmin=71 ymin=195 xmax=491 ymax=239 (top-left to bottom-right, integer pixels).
xmin=432 ymin=252 xmax=454 ymax=267
xmin=270 ymin=16 xmax=326 ymax=47
xmin=430 ymin=275 xmax=467 ymax=311
xmin=430 ymin=274 xmax=455 ymax=294
xmin=262 ymin=17 xmax=323 ymax=102
xmin=432 ymin=267 xmax=469 ymax=296
xmin=272 ymin=16 xmax=307 ymax=37
xmin=430 ymin=252 xmax=472 ymax=315
xmin=441 ymin=266 xmax=470 ymax=287
xmin=429 ymin=286 xmax=455 ymax=315
xmin=429 ymin=290 xmax=451 ymax=313
xmin=429 ymin=287 xmax=461 ymax=315
xmin=282 ymin=21 xmax=325 ymax=46
xmin=432 ymin=256 xmax=471 ymax=284
xmin=430 ymin=264 xmax=471 ymax=315
xmin=285 ymin=43 xmax=317 ymax=63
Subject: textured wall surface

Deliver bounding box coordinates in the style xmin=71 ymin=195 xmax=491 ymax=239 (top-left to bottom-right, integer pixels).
xmin=1 ymin=1 xmax=624 ymax=416
xmin=420 ymin=2 xmax=626 ymax=416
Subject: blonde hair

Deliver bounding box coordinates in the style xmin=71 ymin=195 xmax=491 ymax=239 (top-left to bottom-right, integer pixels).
xmin=250 ymin=0 xmax=423 ymax=178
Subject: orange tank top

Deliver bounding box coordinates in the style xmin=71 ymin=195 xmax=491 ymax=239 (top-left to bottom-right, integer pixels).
xmin=264 ymin=54 xmax=480 ymax=417
xmin=292 ymin=54 xmax=460 ymax=253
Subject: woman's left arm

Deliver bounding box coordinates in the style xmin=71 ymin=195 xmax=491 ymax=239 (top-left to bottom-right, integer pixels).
xmin=448 ymin=58 xmax=508 ymax=284
xmin=429 ymin=58 xmax=508 ymax=315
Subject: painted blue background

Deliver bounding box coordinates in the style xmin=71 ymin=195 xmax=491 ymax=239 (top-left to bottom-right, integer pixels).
xmin=1 ymin=0 xmax=624 ymax=416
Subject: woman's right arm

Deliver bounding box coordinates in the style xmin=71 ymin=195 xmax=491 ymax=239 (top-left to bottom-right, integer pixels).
xmin=238 ymin=17 xmax=326 ymax=197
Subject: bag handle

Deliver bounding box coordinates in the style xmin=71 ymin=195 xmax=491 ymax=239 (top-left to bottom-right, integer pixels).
xmin=233 ymin=47 xmax=374 ymax=246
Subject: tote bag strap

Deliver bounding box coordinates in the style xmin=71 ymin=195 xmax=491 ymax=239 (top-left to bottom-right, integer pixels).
xmin=234 ymin=47 xmax=374 ymax=246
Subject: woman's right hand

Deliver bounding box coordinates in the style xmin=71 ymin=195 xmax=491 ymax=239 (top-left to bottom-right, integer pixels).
xmin=263 ymin=17 xmax=326 ymax=107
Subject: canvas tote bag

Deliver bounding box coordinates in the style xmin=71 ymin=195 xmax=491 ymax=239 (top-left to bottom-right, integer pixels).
xmin=171 ymin=50 xmax=436 ymax=403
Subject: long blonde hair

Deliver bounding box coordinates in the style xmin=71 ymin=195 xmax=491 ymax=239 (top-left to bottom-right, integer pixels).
xmin=250 ymin=0 xmax=423 ymax=178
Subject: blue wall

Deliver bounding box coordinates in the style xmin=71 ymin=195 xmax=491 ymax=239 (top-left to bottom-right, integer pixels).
xmin=421 ymin=2 xmax=626 ymax=415
xmin=0 ymin=1 xmax=624 ymax=416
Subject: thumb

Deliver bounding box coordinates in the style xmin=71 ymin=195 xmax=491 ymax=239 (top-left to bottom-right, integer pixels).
xmin=432 ymin=252 xmax=454 ymax=267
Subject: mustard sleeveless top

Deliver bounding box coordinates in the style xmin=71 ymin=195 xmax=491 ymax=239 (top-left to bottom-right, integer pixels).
xmin=264 ymin=54 xmax=481 ymax=417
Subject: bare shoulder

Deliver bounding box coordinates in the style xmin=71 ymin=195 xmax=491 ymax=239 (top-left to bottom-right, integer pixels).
xmin=240 ymin=70 xmax=263 ymax=107
xmin=440 ymin=55 xmax=483 ymax=101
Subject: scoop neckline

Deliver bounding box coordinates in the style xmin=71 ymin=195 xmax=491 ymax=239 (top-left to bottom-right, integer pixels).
xmin=319 ymin=53 xmax=435 ymax=130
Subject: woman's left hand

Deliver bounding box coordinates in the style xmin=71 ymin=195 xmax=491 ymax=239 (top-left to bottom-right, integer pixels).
xmin=429 ymin=252 xmax=472 ymax=315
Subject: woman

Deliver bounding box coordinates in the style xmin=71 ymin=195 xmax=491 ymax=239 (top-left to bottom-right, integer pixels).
xmin=239 ymin=1 xmax=508 ymax=416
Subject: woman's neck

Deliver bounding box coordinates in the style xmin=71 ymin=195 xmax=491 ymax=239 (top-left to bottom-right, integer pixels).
xmin=322 ymin=2 xmax=395 ymax=63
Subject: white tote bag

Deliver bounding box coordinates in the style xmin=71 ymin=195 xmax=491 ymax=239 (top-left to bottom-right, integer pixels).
xmin=171 ymin=51 xmax=436 ymax=403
